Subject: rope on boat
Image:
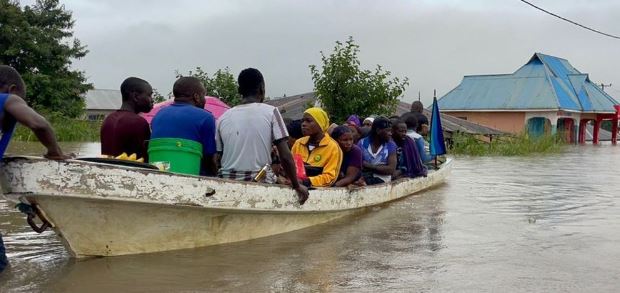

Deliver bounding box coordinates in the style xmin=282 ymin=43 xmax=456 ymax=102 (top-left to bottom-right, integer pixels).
xmin=15 ymin=202 xmax=52 ymax=233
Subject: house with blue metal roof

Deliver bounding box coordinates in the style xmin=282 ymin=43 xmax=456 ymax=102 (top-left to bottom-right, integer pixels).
xmin=437 ymin=53 xmax=619 ymax=144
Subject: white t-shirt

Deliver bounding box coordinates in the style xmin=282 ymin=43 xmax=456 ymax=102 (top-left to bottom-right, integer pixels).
xmin=216 ymin=103 xmax=288 ymax=175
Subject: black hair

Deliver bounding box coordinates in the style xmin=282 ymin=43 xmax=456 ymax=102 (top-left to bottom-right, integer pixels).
xmin=238 ymin=68 xmax=264 ymax=97
xmin=370 ymin=116 xmax=391 ymax=136
xmin=414 ymin=112 xmax=429 ymax=132
xmin=286 ymin=119 xmax=303 ymax=139
xmin=120 ymin=77 xmax=150 ymax=101
xmin=411 ymin=101 xmax=424 ymax=113
xmin=390 ymin=117 xmax=402 ymax=129
xmin=0 ymin=65 xmax=25 ymax=94
xmin=401 ymin=112 xmax=418 ymax=131
xmin=331 ymin=125 xmax=352 ymax=140
xmin=173 ymin=76 xmax=204 ymax=99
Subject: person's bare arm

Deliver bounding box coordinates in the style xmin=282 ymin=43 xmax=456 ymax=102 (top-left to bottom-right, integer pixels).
xmin=363 ymin=152 xmax=397 ymax=175
xmin=275 ymin=138 xmax=309 ymax=205
xmin=4 ymin=95 xmax=70 ymax=159
xmin=202 ymin=154 xmax=218 ymax=176
xmin=334 ymin=166 xmax=361 ymax=187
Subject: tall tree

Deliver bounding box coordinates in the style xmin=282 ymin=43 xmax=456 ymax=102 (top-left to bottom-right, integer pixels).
xmin=309 ymin=37 xmax=409 ymax=123
xmin=177 ymin=67 xmax=241 ymax=106
xmin=0 ymin=0 xmax=91 ymax=117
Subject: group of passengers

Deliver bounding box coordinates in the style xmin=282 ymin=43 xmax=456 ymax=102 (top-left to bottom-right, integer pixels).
xmin=99 ymin=68 xmax=436 ymax=205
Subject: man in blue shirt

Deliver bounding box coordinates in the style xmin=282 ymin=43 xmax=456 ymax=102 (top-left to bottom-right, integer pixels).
xmin=0 ymin=65 xmax=72 ymax=273
xmin=151 ymin=77 xmax=217 ymax=175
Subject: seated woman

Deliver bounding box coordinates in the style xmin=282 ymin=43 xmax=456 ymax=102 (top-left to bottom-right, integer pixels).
xmin=291 ymin=107 xmax=343 ymax=187
xmin=331 ymin=125 xmax=364 ymax=187
xmin=391 ymin=118 xmax=427 ymax=179
xmin=357 ymin=117 xmax=397 ymax=185
xmin=402 ymin=112 xmax=434 ymax=163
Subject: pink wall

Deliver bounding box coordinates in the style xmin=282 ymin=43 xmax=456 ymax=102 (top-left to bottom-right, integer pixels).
xmin=446 ymin=112 xmax=526 ymax=133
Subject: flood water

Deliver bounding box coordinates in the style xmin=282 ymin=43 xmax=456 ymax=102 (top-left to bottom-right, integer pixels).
xmin=1 ymin=142 xmax=620 ymax=292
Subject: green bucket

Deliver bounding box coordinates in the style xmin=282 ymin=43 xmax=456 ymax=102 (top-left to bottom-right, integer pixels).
xmin=148 ymin=138 xmax=203 ymax=175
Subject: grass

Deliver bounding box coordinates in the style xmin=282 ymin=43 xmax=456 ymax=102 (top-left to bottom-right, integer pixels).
xmin=449 ymin=132 xmax=566 ymax=156
xmin=13 ymin=112 xmax=101 ymax=142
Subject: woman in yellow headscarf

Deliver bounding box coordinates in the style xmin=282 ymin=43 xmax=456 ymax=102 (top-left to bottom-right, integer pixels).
xmin=291 ymin=107 xmax=343 ymax=187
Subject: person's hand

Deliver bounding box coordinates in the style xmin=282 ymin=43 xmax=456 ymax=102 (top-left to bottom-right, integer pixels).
xmin=44 ymin=152 xmax=75 ymax=160
xmin=293 ymin=185 xmax=309 ymax=205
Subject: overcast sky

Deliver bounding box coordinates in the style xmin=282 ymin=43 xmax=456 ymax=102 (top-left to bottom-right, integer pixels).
xmin=42 ymin=0 xmax=620 ymax=105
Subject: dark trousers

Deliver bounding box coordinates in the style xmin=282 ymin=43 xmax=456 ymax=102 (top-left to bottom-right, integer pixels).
xmin=0 ymin=233 xmax=7 ymax=273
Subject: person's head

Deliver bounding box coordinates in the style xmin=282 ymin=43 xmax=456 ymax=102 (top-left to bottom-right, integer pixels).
xmin=173 ymin=76 xmax=206 ymax=108
xmin=411 ymin=101 xmax=424 ymax=113
xmin=0 ymin=65 xmax=26 ymax=98
xmin=370 ymin=116 xmax=392 ymax=143
xmin=238 ymin=68 xmax=265 ymax=100
xmin=346 ymin=123 xmax=361 ymax=143
xmin=346 ymin=115 xmax=361 ymax=127
xmin=401 ymin=112 xmax=418 ymax=132
xmin=285 ymin=118 xmax=303 ymax=148
xmin=362 ymin=117 xmax=375 ymax=127
xmin=415 ymin=112 xmax=429 ymax=135
xmin=120 ymin=77 xmax=153 ymax=113
xmin=302 ymin=107 xmax=329 ymax=137
xmin=331 ymin=125 xmax=354 ymax=152
xmin=391 ymin=118 xmax=408 ymax=143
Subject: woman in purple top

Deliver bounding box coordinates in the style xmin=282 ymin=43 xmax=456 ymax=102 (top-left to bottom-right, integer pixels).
xmin=331 ymin=125 xmax=363 ymax=187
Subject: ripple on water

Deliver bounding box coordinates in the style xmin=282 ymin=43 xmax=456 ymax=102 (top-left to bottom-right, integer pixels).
xmin=452 ymin=148 xmax=620 ymax=223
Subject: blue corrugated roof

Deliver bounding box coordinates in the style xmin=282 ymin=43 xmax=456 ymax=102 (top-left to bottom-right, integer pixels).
xmin=438 ymin=53 xmax=619 ymax=113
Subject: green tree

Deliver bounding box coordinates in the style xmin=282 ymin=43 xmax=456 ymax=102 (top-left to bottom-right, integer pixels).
xmin=309 ymin=37 xmax=409 ymax=123
xmin=152 ymin=89 xmax=168 ymax=103
xmin=0 ymin=0 xmax=92 ymax=117
xmin=177 ymin=67 xmax=241 ymax=106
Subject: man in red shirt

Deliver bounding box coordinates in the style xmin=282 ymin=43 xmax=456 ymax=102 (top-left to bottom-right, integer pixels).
xmin=100 ymin=77 xmax=153 ymax=160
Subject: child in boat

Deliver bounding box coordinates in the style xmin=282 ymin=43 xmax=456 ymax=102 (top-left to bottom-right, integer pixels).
xmin=291 ymin=107 xmax=343 ymax=187
xmin=358 ymin=117 xmax=397 ymax=185
xmin=331 ymin=125 xmax=364 ymax=187
xmin=402 ymin=112 xmax=434 ymax=163
xmin=390 ymin=118 xmax=427 ymax=179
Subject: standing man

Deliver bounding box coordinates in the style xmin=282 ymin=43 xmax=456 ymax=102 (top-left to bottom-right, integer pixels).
xmin=216 ymin=68 xmax=309 ymax=204
xmin=100 ymin=77 xmax=153 ymax=160
xmin=0 ymin=65 xmax=72 ymax=273
xmin=151 ymin=77 xmax=217 ymax=175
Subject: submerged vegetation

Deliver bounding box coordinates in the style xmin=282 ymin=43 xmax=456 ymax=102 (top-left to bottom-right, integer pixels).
xmin=13 ymin=112 xmax=101 ymax=142
xmin=450 ymin=132 xmax=566 ymax=156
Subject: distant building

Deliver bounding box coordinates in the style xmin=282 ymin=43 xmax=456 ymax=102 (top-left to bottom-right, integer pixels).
xmin=83 ymin=89 xmax=121 ymax=120
xmin=265 ymin=92 xmax=318 ymax=120
xmin=266 ymin=92 xmax=505 ymax=138
xmin=437 ymin=53 xmax=620 ymax=144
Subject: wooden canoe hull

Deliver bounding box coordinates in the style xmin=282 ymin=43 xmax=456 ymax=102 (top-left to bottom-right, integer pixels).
xmin=1 ymin=157 xmax=452 ymax=257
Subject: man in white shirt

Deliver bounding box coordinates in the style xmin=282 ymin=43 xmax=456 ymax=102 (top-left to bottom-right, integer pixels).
xmin=216 ymin=68 xmax=308 ymax=204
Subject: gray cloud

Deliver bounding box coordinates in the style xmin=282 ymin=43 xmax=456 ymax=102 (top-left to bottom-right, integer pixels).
xmin=58 ymin=0 xmax=620 ymax=105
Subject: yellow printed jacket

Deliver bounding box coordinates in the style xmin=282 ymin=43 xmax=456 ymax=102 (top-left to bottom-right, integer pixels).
xmin=291 ymin=134 xmax=343 ymax=187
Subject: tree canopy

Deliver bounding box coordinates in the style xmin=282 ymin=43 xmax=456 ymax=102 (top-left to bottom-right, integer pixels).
xmin=309 ymin=37 xmax=409 ymax=123
xmin=0 ymin=0 xmax=91 ymax=117
xmin=177 ymin=67 xmax=241 ymax=106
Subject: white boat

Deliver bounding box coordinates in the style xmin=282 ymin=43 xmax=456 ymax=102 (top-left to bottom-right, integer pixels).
xmin=0 ymin=156 xmax=453 ymax=258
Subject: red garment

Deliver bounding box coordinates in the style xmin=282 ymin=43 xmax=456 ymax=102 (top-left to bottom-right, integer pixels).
xmin=101 ymin=110 xmax=150 ymax=160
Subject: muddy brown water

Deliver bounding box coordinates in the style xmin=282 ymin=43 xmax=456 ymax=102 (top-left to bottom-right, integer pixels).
xmin=1 ymin=141 xmax=619 ymax=292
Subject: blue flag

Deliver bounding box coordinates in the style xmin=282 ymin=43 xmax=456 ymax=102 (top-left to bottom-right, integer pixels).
xmin=429 ymin=97 xmax=446 ymax=156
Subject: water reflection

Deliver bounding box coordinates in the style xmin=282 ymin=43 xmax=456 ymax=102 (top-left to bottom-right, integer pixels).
xmin=2 ymin=143 xmax=620 ymax=291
